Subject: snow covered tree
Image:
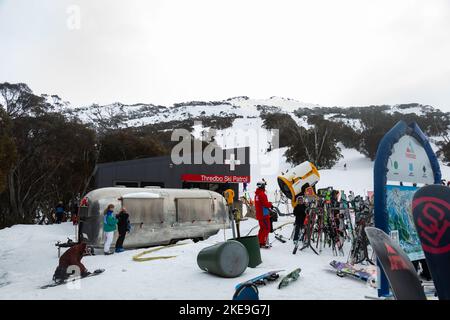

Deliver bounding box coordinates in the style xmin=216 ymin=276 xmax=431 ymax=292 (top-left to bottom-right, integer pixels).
xmin=263 ymin=113 xmax=342 ymax=169
xmin=437 ymin=135 xmax=450 ymax=165
xmin=0 ymin=83 xmax=99 ymax=228
xmin=285 ymin=122 xmax=342 ymax=169
xmin=0 ymin=82 xmax=48 ymax=119
xmin=2 ymin=113 xmax=97 ymax=226
xmin=358 ymin=110 xmax=396 ymax=160
xmin=261 ymin=113 xmax=298 ymax=148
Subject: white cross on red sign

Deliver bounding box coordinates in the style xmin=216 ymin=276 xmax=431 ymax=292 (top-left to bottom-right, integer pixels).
xmin=225 ymin=153 xmax=241 ymax=171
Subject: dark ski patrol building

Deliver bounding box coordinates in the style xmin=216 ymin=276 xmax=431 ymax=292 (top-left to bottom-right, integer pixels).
xmin=94 ymin=147 xmax=250 ymax=201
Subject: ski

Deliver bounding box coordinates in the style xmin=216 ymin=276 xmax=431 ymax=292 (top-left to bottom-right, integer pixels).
xmin=412 ymin=184 xmax=450 ymax=300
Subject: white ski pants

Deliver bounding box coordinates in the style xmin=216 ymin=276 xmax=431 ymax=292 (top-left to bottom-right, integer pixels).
xmin=104 ymin=231 xmax=114 ymax=253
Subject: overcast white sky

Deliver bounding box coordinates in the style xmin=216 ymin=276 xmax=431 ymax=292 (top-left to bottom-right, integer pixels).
xmin=1 ymin=0 xmax=450 ymax=111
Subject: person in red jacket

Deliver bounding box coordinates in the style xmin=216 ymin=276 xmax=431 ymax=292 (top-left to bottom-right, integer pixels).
xmin=53 ymin=235 xmax=90 ymax=283
xmin=254 ymin=181 xmax=273 ymax=248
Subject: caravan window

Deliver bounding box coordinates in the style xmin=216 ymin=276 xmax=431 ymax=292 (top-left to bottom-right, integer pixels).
xmin=123 ymin=198 xmax=165 ymax=224
xmin=176 ymin=198 xmax=213 ymax=222
xmin=115 ymin=181 xmax=139 ymax=188
xmin=141 ymin=181 xmax=165 ymax=188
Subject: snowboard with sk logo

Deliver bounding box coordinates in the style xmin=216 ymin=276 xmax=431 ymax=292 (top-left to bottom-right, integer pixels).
xmin=412 ymin=185 xmax=450 ymax=300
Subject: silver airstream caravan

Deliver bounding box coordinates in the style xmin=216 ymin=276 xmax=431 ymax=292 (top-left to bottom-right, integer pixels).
xmin=78 ymin=187 xmax=229 ymax=248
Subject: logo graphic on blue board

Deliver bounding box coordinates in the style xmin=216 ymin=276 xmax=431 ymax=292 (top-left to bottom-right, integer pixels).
xmin=408 ymin=163 xmax=414 ymax=176
xmin=406 ymin=142 xmax=416 ymax=159
xmin=390 ymin=159 xmax=399 ymax=175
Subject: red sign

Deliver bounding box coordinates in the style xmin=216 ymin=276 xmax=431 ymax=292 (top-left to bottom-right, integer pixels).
xmin=181 ymin=174 xmax=250 ymax=184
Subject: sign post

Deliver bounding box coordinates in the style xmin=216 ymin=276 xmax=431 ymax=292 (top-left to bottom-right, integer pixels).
xmin=373 ymin=121 xmax=441 ymax=297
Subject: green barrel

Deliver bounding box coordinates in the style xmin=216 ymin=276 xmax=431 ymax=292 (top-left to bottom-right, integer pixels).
xmin=232 ymin=235 xmax=262 ymax=268
xmin=197 ymin=240 xmax=249 ymax=278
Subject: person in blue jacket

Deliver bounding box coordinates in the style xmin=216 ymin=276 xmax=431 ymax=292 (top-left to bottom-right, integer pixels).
xmin=55 ymin=201 xmax=65 ymax=224
xmin=103 ymin=204 xmax=118 ymax=255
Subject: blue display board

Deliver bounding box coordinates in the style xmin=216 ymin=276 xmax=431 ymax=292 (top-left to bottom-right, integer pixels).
xmin=373 ymin=121 xmax=441 ymax=297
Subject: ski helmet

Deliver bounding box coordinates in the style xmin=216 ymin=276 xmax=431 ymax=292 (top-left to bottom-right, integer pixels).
xmin=256 ymin=181 xmax=266 ymax=189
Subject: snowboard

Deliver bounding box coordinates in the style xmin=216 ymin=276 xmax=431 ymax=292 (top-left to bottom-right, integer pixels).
xmin=278 ymin=267 xmax=301 ymax=289
xmin=365 ymin=227 xmax=426 ymax=300
xmin=329 ymin=260 xmax=376 ymax=287
xmin=235 ymin=270 xmax=284 ymax=291
xmin=40 ymin=269 xmax=105 ymax=289
xmin=412 ymin=184 xmax=450 ymax=300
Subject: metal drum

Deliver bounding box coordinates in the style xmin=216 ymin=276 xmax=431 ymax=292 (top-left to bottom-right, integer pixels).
xmin=197 ymin=240 xmax=249 ymax=278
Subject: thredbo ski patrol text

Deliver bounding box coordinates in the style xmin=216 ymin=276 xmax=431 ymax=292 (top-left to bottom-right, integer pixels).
xmin=178 ymin=304 xmax=270 ymax=318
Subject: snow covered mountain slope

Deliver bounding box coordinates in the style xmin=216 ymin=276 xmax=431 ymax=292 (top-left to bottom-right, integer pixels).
xmin=65 ymin=96 xmax=450 ymax=188
xmin=65 ymin=96 xmax=321 ymax=129
xmin=65 ymin=97 xmax=447 ymax=136
xmin=64 ymin=95 xmax=450 ymax=181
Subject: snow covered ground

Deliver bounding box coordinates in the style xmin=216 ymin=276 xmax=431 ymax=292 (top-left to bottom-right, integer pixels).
xmin=0 ymin=219 xmax=377 ymax=300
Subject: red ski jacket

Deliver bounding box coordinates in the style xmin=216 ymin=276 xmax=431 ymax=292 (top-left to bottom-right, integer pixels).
xmin=59 ymin=243 xmax=88 ymax=274
xmin=254 ymin=188 xmax=272 ymax=220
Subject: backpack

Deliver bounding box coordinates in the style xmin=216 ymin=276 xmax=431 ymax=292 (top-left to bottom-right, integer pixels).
xmin=269 ymin=207 xmax=279 ymax=222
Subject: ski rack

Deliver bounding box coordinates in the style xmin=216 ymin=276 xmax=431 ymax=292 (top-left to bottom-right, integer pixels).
xmin=347 ymin=204 xmax=375 ymax=265
xmin=299 ymin=206 xmax=319 ymax=255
